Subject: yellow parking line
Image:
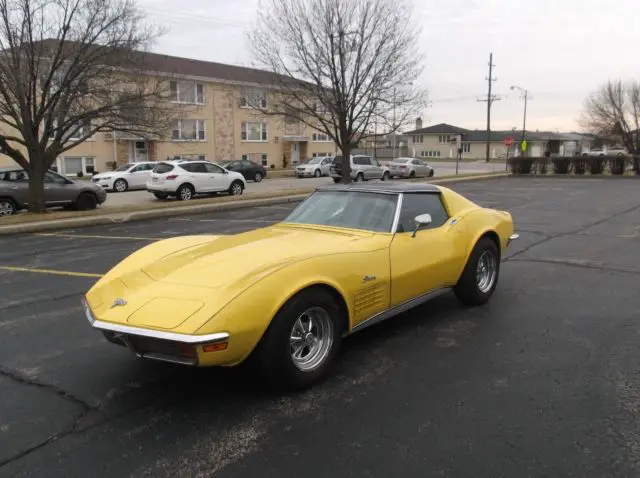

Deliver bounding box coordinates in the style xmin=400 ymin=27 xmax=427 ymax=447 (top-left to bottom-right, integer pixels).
xmin=0 ymin=265 xmax=103 ymax=278
xmin=34 ymin=233 xmax=160 ymax=241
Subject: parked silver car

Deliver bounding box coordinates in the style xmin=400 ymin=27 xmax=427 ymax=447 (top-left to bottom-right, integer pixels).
xmin=388 ymin=157 xmax=434 ymax=178
xmin=0 ymin=167 xmax=107 ymax=216
xmin=295 ymin=156 xmax=334 ymax=178
xmin=330 ymin=154 xmax=390 ymax=183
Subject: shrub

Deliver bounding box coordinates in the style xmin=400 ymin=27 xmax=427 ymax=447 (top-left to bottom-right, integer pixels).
xmin=610 ymin=156 xmax=627 ymax=175
xmin=552 ymin=157 xmax=571 ymax=174
xmin=571 ymin=157 xmax=586 ymax=174
xmin=537 ymin=157 xmax=549 ymax=174
xmin=513 ymin=158 xmax=535 ymax=174
xmin=76 ymin=171 xmax=84 ymax=178
xmin=588 ymin=156 xmax=606 ymax=175
xmin=633 ymin=155 xmax=640 ymax=176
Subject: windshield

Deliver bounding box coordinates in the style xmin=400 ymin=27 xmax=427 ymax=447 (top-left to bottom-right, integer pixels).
xmin=153 ymin=162 xmax=174 ymax=174
xmin=306 ymin=157 xmax=323 ymax=164
xmin=393 ymin=158 xmax=410 ymax=163
xmin=282 ymin=190 xmax=398 ymax=233
xmin=115 ymin=164 xmax=134 ymax=172
xmin=332 ymin=155 xmax=343 ymax=165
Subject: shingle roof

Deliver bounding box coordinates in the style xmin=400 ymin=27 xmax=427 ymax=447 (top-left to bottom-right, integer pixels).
xmin=403 ymin=123 xmax=471 ymax=135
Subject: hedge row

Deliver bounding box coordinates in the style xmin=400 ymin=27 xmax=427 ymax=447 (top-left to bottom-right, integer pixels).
xmin=508 ymin=155 xmax=640 ymax=176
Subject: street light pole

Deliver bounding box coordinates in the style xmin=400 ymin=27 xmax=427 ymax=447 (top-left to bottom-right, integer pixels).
xmin=392 ymin=86 xmax=396 ymax=160
xmin=511 ymin=85 xmax=529 ymax=157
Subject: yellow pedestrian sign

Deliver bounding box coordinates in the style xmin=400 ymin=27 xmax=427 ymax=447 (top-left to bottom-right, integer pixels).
xmin=521 ymin=139 xmax=528 ymax=152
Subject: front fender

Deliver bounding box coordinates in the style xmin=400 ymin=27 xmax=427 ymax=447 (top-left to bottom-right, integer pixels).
xmin=458 ymin=209 xmax=515 ymax=265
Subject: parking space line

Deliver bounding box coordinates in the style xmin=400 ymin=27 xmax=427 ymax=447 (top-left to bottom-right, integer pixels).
xmin=34 ymin=233 xmax=160 ymax=241
xmin=0 ymin=265 xmax=103 ymax=278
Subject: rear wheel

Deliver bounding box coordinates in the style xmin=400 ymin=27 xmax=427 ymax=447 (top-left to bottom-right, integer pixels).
xmin=314 ymin=169 xmax=321 ymax=178
xmin=0 ymin=197 xmax=17 ymax=216
xmin=229 ymin=180 xmax=244 ymax=196
xmin=76 ymin=193 xmax=98 ymax=211
xmin=409 ymin=170 xmax=416 ymax=179
xmin=251 ymin=288 xmax=343 ymax=390
xmin=153 ymin=192 xmax=168 ymax=200
xmin=454 ymin=237 xmax=500 ymax=306
xmin=382 ymin=171 xmax=390 ymax=181
xmin=355 ymin=172 xmax=364 ymax=182
xmin=428 ymin=169 xmax=434 ymax=177
xmin=254 ymin=172 xmax=263 ymax=182
xmin=177 ymin=184 xmax=195 ymax=201
xmin=113 ymin=179 xmax=128 ymax=192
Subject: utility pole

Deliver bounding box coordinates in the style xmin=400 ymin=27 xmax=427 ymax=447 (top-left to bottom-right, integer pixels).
xmin=477 ymin=52 xmax=501 ymax=162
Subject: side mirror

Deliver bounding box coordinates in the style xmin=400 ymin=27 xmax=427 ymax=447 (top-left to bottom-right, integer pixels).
xmin=411 ymin=213 xmax=432 ymax=237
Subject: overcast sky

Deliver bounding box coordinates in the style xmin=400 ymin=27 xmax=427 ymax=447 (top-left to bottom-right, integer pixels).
xmin=139 ymin=0 xmax=640 ymax=133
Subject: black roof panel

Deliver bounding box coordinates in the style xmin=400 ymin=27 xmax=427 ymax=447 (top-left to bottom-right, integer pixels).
xmin=315 ymin=182 xmax=441 ymax=194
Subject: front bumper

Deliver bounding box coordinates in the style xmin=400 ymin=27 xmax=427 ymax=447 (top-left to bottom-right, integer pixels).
xmin=296 ymin=169 xmax=316 ymax=177
xmin=389 ymin=169 xmax=410 ymax=177
xmin=507 ymin=233 xmax=519 ymax=247
xmin=82 ymin=298 xmax=230 ymax=366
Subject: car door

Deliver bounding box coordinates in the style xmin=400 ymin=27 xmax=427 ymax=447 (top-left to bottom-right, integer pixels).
xmin=388 ymin=192 xmax=467 ymax=307
xmin=127 ymin=163 xmax=148 ymax=188
xmin=203 ymin=162 xmax=230 ymax=191
xmin=41 ymin=171 xmax=79 ymax=205
xmin=1 ymin=170 xmax=30 ymax=207
xmin=370 ymin=156 xmax=383 ymax=179
xmin=241 ymin=160 xmax=256 ymax=178
xmin=411 ymin=159 xmax=425 ymax=177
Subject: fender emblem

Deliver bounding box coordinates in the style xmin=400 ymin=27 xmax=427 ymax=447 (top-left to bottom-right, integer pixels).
xmin=363 ymin=275 xmax=376 ymax=283
xmin=111 ymin=298 xmax=127 ymax=308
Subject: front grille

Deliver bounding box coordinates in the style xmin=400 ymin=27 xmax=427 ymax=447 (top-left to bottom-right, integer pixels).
xmin=102 ymin=330 xmax=197 ymax=364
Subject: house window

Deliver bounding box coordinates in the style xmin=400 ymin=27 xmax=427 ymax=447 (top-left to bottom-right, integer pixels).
xmin=172 ymin=120 xmax=206 ymax=141
xmin=58 ymin=156 xmax=95 ymax=176
xmin=312 ymin=132 xmax=331 ymax=142
xmin=241 ymin=122 xmax=268 ymax=141
xmin=412 ymin=135 xmax=424 ymax=143
xmin=438 ymin=135 xmax=450 ymax=143
xmin=170 ymin=80 xmax=205 ymax=104
xmin=312 ymin=152 xmax=331 ymax=157
xmin=261 ymin=154 xmax=268 ymax=166
xmin=462 ymin=143 xmax=471 ymax=153
xmin=240 ymin=153 xmax=269 ymax=166
xmin=420 ymin=150 xmax=441 ymax=158
xmin=173 ymin=154 xmax=206 ymax=161
xmin=239 ymin=90 xmax=267 ymax=109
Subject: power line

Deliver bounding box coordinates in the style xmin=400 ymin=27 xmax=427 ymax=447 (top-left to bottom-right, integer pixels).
xmin=477 ymin=52 xmax=501 ymax=162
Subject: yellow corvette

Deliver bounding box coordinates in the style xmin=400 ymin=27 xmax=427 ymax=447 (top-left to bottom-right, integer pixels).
xmin=82 ymin=182 xmax=518 ymax=389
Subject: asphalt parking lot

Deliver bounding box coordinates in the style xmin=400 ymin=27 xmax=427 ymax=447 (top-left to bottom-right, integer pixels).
xmin=1 ymin=176 xmax=640 ymax=478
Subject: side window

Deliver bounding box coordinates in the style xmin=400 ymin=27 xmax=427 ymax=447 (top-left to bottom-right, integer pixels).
xmin=355 ymin=156 xmax=371 ymax=166
xmin=371 ymin=157 xmax=380 ymax=166
xmin=191 ymin=163 xmax=208 ymax=173
xmin=180 ymin=163 xmax=195 ymax=173
xmin=204 ymin=163 xmax=225 ymax=174
xmin=44 ymin=171 xmax=67 ymax=184
xmin=241 ymin=160 xmax=253 ymax=167
xmin=396 ymin=193 xmax=449 ymax=233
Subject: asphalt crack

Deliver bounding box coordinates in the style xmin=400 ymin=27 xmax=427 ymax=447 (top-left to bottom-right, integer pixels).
xmin=508 ymin=258 xmax=640 ymax=276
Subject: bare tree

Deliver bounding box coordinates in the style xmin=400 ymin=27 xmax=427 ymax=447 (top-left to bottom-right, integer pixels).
xmin=248 ymin=0 xmax=427 ymax=182
xmin=582 ymin=79 xmax=640 ymax=154
xmin=0 ymin=0 xmax=178 ymax=212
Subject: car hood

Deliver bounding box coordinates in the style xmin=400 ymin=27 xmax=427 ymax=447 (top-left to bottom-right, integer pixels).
xmin=87 ymin=225 xmax=383 ymax=332
xmin=92 ymin=172 xmax=118 ymax=179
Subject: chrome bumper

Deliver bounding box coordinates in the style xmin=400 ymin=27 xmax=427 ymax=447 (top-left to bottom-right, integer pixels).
xmin=507 ymin=233 xmax=519 ymax=247
xmin=82 ymin=298 xmax=229 ymax=366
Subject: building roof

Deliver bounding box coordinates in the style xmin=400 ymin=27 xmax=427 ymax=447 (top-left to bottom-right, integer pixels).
xmin=316 ymin=182 xmax=441 ymax=194
xmin=33 ymin=39 xmax=294 ymax=87
xmin=403 ymin=123 xmax=471 ymax=135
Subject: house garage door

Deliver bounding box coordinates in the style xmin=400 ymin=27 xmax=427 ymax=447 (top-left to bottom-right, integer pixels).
xmin=530 ymin=145 xmax=542 ymax=156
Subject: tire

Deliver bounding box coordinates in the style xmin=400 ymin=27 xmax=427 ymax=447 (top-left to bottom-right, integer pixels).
xmin=153 ymin=192 xmax=168 ymax=200
xmin=333 ymin=177 xmax=341 ymax=183
xmin=229 ymin=180 xmax=244 ymax=196
xmin=355 ymin=173 xmax=364 ymax=182
xmin=76 ymin=192 xmax=98 ymax=211
xmin=382 ymin=171 xmax=390 ymax=181
xmin=314 ymin=169 xmax=321 ymax=178
xmin=454 ymin=236 xmax=500 ymax=306
xmin=409 ymin=170 xmax=416 ymax=179
xmin=254 ymin=172 xmax=263 ymax=182
xmin=428 ymin=170 xmax=434 ymax=177
xmin=177 ymin=183 xmax=195 ymax=201
xmin=113 ymin=178 xmax=128 ymax=192
xmin=251 ymin=287 xmax=344 ymax=390
xmin=0 ymin=197 xmax=17 ymax=216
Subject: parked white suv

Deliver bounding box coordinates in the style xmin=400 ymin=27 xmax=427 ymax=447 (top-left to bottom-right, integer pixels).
xmin=330 ymin=154 xmax=390 ymax=183
xmin=92 ymin=161 xmax=157 ymax=192
xmin=146 ymin=160 xmax=246 ymax=200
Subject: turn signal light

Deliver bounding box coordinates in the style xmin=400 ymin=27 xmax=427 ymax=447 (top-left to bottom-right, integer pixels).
xmin=202 ymin=342 xmax=228 ymax=353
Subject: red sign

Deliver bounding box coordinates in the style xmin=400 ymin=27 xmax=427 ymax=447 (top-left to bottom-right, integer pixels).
xmin=504 ymin=136 xmax=514 ymax=146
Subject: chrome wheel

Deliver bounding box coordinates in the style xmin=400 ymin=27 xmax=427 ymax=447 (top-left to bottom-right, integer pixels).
xmin=114 ymin=179 xmax=127 ymax=192
xmin=289 ymin=307 xmax=334 ymax=372
xmin=179 ymin=186 xmax=193 ymax=200
xmin=476 ymin=250 xmax=497 ymax=293
xmin=230 ymin=182 xmax=243 ymax=195
xmin=0 ymin=199 xmax=15 ymax=216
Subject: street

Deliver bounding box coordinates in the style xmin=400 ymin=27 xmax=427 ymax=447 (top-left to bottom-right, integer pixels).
xmin=101 ymin=160 xmax=504 ymax=209
xmin=2 ymin=176 xmax=640 ymax=477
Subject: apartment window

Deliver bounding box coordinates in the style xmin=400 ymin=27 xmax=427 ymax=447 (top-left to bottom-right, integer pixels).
xmin=438 ymin=135 xmax=451 ymax=143
xmin=241 ymin=122 xmax=268 ymax=141
xmin=312 ymin=132 xmax=331 ymax=142
xmin=312 ymin=152 xmax=331 ymax=157
xmin=239 ymin=90 xmax=267 ymax=109
xmin=412 ymin=135 xmax=424 ymax=143
xmin=57 ymin=156 xmax=95 ymax=176
xmin=240 ymin=153 xmax=269 ymax=166
xmin=172 ymin=120 xmax=206 ymax=141
xmin=462 ymin=143 xmax=471 ymax=153
xmin=260 ymin=153 xmax=268 ymax=166
xmin=170 ymin=80 xmax=205 ymax=104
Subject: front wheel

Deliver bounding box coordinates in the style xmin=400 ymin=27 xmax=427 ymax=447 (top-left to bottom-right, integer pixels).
xmin=314 ymin=169 xmax=321 ymax=178
xmin=254 ymin=172 xmax=263 ymax=182
xmin=76 ymin=193 xmax=98 ymax=211
xmin=229 ymin=180 xmax=244 ymax=196
xmin=454 ymin=237 xmax=500 ymax=306
xmin=113 ymin=179 xmax=128 ymax=192
xmin=0 ymin=198 xmax=17 ymax=216
xmin=250 ymin=288 xmax=343 ymax=390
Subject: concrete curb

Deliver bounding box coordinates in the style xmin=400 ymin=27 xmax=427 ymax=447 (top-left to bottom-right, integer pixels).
xmin=0 ymin=173 xmax=508 ymax=236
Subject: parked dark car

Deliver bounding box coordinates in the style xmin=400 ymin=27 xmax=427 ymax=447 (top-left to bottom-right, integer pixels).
xmin=0 ymin=167 xmax=107 ymax=216
xmin=219 ymin=159 xmax=267 ymax=182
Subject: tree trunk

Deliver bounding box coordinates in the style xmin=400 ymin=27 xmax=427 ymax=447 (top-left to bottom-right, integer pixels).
xmin=27 ymin=161 xmax=48 ymax=213
xmin=341 ymin=143 xmax=352 ymax=184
